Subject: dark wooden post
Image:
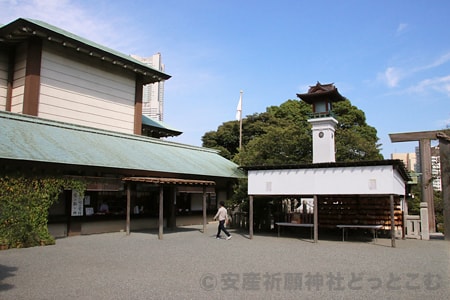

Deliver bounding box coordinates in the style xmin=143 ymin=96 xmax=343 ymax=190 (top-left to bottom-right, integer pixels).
xmin=437 ymin=132 xmax=450 ymax=241
xmin=133 ymin=74 xmax=143 ymax=135
xmin=390 ymin=194 xmax=396 ymax=248
xmin=126 ymin=183 xmax=131 ymax=235
xmin=202 ymin=186 xmax=207 ymax=234
xmin=23 ymin=38 xmax=42 ymax=116
xmin=313 ymin=195 xmax=318 ymax=243
xmin=249 ymin=196 xmax=254 ymax=239
xmin=158 ymin=185 xmax=164 ymax=240
xmin=170 ymin=187 xmax=176 ymax=229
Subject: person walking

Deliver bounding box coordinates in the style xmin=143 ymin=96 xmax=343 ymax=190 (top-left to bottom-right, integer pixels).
xmin=214 ymin=201 xmax=231 ymax=240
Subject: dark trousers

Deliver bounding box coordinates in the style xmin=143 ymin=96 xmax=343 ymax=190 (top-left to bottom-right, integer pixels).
xmin=217 ymin=220 xmax=230 ymax=237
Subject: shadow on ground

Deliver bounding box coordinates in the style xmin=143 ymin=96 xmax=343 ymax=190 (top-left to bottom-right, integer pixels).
xmin=132 ymin=226 xmax=204 ymax=235
xmin=0 ymin=264 xmax=17 ymax=292
xmin=229 ymin=226 xmax=393 ymax=244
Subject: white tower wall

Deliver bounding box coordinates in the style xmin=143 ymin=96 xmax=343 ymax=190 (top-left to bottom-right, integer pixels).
xmin=308 ymin=117 xmax=338 ymax=163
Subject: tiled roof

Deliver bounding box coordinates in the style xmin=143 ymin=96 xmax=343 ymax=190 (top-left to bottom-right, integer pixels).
xmin=0 ymin=111 xmax=244 ymax=179
xmin=242 ymin=159 xmax=410 ymax=181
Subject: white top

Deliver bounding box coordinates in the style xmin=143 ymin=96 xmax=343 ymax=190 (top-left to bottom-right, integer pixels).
xmin=214 ymin=206 xmax=228 ymax=221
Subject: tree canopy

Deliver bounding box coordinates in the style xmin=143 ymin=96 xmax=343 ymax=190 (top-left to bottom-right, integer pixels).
xmin=202 ymin=98 xmax=383 ymax=166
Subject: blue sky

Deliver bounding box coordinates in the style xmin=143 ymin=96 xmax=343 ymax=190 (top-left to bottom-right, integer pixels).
xmin=1 ymin=0 xmax=449 ymax=158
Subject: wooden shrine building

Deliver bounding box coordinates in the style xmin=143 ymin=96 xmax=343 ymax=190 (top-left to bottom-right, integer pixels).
xmin=244 ymin=83 xmax=410 ymax=247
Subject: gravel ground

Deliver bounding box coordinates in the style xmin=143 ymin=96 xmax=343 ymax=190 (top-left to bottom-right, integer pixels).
xmin=0 ymin=223 xmax=449 ymax=300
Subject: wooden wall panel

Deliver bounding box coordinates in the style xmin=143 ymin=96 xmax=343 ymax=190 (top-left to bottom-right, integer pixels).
xmin=38 ymin=44 xmax=135 ymax=133
xmin=0 ymin=50 xmax=7 ymax=110
xmin=10 ymin=44 xmax=26 ymax=113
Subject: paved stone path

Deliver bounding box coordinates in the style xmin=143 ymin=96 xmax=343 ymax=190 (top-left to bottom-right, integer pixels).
xmin=0 ymin=224 xmax=449 ymax=299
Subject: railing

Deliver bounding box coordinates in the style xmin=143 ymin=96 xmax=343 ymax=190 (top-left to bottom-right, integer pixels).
xmin=405 ymin=215 xmax=421 ymax=239
xmin=307 ymin=111 xmax=338 ymax=119
xmin=231 ymin=211 xmax=423 ymax=240
xmin=230 ymin=212 xmax=248 ymax=229
xmin=230 ymin=211 xmax=314 ymax=231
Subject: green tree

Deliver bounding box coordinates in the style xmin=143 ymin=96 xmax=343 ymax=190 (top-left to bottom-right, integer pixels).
xmin=334 ymin=100 xmax=384 ymax=161
xmin=405 ymin=182 xmax=443 ymax=232
xmin=203 ymin=98 xmax=383 ymax=165
xmin=202 ymin=98 xmax=383 ymax=208
xmin=407 ymin=183 xmax=422 ymax=215
xmin=434 ymin=190 xmax=443 ymax=232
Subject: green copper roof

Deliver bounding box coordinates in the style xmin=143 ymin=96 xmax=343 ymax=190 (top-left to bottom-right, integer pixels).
xmin=0 ymin=111 xmax=244 ymax=179
xmin=0 ymin=18 xmax=171 ymax=84
xmin=141 ymin=115 xmax=182 ymax=137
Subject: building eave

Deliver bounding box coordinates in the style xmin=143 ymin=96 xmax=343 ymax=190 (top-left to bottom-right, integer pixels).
xmin=0 ymin=18 xmax=171 ymax=84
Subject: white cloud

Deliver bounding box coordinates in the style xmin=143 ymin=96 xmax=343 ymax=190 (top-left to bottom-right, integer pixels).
xmin=396 ymin=23 xmax=408 ymax=35
xmin=378 ymin=67 xmax=401 ymax=87
xmin=414 ymin=52 xmax=450 ymax=72
xmin=0 ymin=0 xmax=130 ymax=52
xmin=407 ymin=75 xmax=450 ymax=96
xmin=377 ymin=52 xmax=450 ymax=89
xmin=1 ymin=0 xmax=82 ymax=24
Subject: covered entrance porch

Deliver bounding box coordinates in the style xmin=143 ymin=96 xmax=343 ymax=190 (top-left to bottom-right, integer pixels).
xmin=122 ymin=177 xmax=216 ymax=239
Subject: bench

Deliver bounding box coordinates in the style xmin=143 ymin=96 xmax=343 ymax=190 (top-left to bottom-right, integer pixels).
xmin=336 ymin=224 xmax=383 ymax=242
xmin=275 ymin=222 xmax=314 ymax=239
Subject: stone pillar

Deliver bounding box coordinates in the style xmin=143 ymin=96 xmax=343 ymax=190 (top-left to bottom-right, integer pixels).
xmin=419 ymin=139 xmax=435 ymax=232
xmin=420 ymin=202 xmax=429 ymax=240
xmin=437 ymin=132 xmax=450 ymax=241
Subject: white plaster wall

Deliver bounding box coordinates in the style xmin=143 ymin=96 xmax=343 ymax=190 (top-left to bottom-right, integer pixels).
xmin=309 ymin=117 xmax=338 ymax=163
xmin=248 ymin=165 xmax=406 ymax=196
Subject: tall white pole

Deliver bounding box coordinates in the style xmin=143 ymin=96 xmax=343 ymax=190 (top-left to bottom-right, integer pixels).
xmin=239 ymin=90 xmax=243 ymax=151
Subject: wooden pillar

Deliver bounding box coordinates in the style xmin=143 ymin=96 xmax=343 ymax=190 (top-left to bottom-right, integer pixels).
xmin=158 ymin=185 xmax=164 ymax=240
xmin=169 ymin=187 xmax=177 ymax=229
xmin=437 ymin=133 xmax=450 ymax=240
xmin=313 ymin=195 xmax=318 ymax=243
xmin=202 ymin=186 xmax=207 ymax=234
xmin=126 ymin=183 xmax=131 ymax=235
xmin=133 ymin=74 xmax=143 ymax=135
xmin=23 ymin=38 xmax=42 ymax=116
xmin=390 ymin=194 xmax=396 ymax=248
xmin=419 ymin=139 xmax=436 ymax=232
xmin=249 ymin=196 xmax=254 ymax=239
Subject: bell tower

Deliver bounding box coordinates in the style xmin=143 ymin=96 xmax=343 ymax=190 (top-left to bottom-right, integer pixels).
xmin=297 ymin=82 xmax=344 ymax=163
